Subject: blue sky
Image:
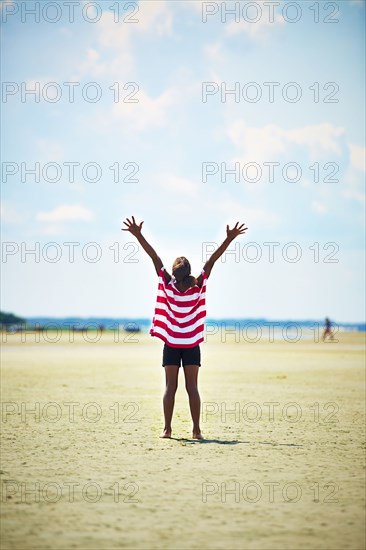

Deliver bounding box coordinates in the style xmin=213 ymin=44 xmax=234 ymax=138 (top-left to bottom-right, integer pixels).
xmin=1 ymin=0 xmax=365 ymax=322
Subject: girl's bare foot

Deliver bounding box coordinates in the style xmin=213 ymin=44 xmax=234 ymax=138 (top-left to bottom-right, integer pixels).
xmin=160 ymin=429 xmax=171 ymax=438
xmin=193 ymin=430 xmax=203 ymax=440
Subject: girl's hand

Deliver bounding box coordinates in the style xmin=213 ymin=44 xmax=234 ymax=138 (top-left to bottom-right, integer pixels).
xmin=226 ymin=221 xmax=248 ymax=240
xmin=121 ymin=216 xmax=144 ymax=237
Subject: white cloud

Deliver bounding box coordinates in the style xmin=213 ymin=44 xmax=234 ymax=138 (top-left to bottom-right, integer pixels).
xmin=75 ymin=2 xmax=172 ymax=81
xmin=204 ymin=42 xmax=224 ymax=61
xmin=342 ymin=144 xmax=366 ymax=205
xmin=137 ymin=0 xmax=173 ymax=35
xmin=159 ymin=175 xmax=198 ymax=196
xmin=36 ymin=139 xmax=64 ymax=162
xmin=184 ymin=0 xmax=284 ymax=41
xmin=183 ymin=0 xmax=202 ymax=14
xmin=84 ymin=72 xmax=198 ymax=135
xmin=286 ymin=124 xmax=345 ymax=156
xmin=0 ymin=0 xmax=14 ymax=13
xmin=228 ymin=121 xmax=286 ymax=162
xmin=75 ymin=46 xmax=133 ymax=80
xmin=91 ymin=12 xmax=130 ymax=50
xmin=39 ymin=224 xmax=67 ymax=236
xmin=23 ymin=3 xmax=174 ymax=96
xmin=349 ymin=144 xmax=366 ymax=172
xmin=206 ymin=196 xmax=280 ymax=227
xmin=70 ymin=11 xmax=133 ymax=81
xmin=58 ymin=27 xmax=72 ymax=38
xmin=107 ymin=85 xmax=179 ymax=131
xmin=36 ymin=205 xmax=94 ymax=222
xmin=0 ymin=202 xmax=22 ymax=224
xmin=342 ymin=189 xmax=365 ymax=205
xmin=225 ymin=12 xmax=284 ymax=41
xmin=311 ymin=201 xmax=328 ymax=215
xmin=25 ymin=77 xmax=58 ymax=90
xmin=228 ymin=121 xmax=345 ymax=163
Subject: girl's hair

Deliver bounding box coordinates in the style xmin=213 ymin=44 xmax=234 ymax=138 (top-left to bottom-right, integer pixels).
xmin=172 ymin=257 xmax=197 ymax=287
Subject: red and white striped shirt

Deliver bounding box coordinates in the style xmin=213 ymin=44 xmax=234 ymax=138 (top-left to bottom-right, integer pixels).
xmin=149 ymin=266 xmax=207 ymax=348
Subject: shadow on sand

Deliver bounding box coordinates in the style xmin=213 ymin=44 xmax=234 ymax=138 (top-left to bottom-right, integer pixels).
xmin=170 ymin=438 xmax=303 ymax=447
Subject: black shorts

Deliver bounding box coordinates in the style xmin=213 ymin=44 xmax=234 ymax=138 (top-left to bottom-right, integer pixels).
xmin=162 ymin=343 xmax=201 ymax=368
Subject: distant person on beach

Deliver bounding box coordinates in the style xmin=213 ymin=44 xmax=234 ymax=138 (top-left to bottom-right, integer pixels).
xmin=322 ymin=317 xmax=334 ymax=341
xmin=122 ymin=215 xmax=248 ymax=440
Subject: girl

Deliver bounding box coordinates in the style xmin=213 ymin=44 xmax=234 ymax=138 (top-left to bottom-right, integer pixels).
xmin=122 ymin=216 xmax=248 ymax=440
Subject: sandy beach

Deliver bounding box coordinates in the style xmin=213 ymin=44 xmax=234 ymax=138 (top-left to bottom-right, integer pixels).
xmin=1 ymin=329 xmax=365 ymax=550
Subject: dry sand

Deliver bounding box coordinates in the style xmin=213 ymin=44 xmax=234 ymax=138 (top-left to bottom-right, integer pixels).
xmin=1 ymin=329 xmax=365 ymax=550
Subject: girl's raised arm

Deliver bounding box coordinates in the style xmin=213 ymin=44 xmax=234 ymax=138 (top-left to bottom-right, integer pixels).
xmin=121 ymin=216 xmax=169 ymax=280
xmin=197 ymin=221 xmax=248 ymax=284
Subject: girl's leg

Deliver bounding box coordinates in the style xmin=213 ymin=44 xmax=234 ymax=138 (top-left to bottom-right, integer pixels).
xmin=161 ymin=365 xmax=179 ymax=438
xmin=183 ymin=365 xmax=203 ymax=440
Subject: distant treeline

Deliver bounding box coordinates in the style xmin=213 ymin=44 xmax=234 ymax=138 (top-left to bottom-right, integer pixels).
xmin=1 ymin=312 xmax=365 ymax=333
xmin=0 ymin=311 xmax=26 ymax=327
xmin=26 ymin=317 xmax=366 ymax=332
xmin=0 ymin=311 xmax=140 ymax=332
